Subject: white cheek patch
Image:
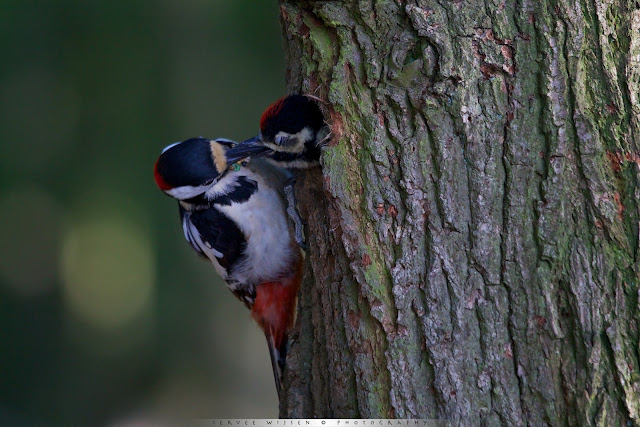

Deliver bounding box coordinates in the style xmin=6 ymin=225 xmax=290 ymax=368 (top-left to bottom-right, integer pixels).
xmin=263 ymin=141 xmax=286 ymax=151
xmin=297 ymin=127 xmax=314 ymax=145
xmin=166 ymin=184 xmax=211 ymax=200
xmin=269 ymin=127 xmax=313 ymax=153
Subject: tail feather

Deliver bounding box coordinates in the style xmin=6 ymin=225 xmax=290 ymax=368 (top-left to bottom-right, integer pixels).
xmin=265 ymin=332 xmax=288 ymax=398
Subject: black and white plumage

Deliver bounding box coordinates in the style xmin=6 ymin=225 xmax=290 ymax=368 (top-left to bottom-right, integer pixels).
xmin=182 ymin=160 xmax=300 ymax=306
xmin=154 ymin=137 xmax=303 ymax=394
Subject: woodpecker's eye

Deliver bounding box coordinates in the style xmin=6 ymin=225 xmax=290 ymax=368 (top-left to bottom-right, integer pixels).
xmin=275 ymin=135 xmax=290 ymax=146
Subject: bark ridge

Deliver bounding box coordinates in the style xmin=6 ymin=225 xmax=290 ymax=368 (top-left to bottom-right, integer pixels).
xmin=280 ymin=1 xmax=640 ymax=425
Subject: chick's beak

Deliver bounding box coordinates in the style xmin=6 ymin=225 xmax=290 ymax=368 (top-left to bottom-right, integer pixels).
xmin=225 ymin=136 xmax=272 ymax=164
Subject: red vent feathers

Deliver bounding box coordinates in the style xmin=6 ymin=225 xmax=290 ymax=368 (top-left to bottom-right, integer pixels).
xmin=251 ymin=258 xmax=303 ymax=348
xmin=260 ymin=97 xmax=286 ymax=131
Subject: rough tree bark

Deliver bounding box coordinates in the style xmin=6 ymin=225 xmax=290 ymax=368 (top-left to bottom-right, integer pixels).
xmin=278 ymin=0 xmax=640 ymax=425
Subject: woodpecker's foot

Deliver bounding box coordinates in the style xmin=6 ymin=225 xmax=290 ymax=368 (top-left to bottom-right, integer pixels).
xmin=283 ymin=178 xmax=307 ymax=250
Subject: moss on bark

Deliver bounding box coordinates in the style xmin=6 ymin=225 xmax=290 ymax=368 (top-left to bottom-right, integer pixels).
xmin=279 ymin=0 xmax=640 ymax=424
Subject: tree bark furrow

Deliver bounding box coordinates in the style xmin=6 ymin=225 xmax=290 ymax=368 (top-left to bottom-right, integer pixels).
xmin=279 ymin=1 xmax=640 ymax=424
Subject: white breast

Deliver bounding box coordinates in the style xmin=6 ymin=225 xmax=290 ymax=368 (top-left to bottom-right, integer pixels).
xmin=213 ymin=168 xmax=296 ymax=286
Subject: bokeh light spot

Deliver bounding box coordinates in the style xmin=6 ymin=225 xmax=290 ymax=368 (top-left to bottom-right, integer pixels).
xmin=0 ymin=186 xmax=65 ymax=297
xmin=61 ymin=218 xmax=155 ymax=330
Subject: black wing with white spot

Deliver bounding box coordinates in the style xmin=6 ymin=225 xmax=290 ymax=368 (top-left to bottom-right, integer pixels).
xmin=179 ymin=204 xmax=247 ymax=273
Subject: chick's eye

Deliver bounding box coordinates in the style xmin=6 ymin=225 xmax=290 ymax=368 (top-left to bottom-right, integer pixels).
xmin=275 ymin=135 xmax=290 ymax=145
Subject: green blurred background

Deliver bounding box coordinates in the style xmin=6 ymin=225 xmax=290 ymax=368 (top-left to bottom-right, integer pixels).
xmin=0 ymin=0 xmax=286 ymax=424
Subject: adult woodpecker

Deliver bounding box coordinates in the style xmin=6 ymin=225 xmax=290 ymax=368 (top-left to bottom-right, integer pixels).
xmin=246 ymin=94 xmax=329 ymax=169
xmin=153 ymin=137 xmax=304 ymax=396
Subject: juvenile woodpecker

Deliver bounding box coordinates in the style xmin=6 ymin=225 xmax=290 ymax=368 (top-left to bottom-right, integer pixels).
xmin=242 ymin=95 xmax=330 ymax=247
xmin=247 ymin=94 xmax=329 ymax=169
xmin=154 ymin=137 xmax=304 ymax=396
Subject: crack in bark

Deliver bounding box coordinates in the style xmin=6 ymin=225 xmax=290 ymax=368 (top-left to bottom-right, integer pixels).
xmin=280 ymin=0 xmax=640 ymax=422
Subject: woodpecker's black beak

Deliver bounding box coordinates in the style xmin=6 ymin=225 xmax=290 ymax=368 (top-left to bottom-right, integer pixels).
xmin=225 ymin=137 xmax=272 ymax=164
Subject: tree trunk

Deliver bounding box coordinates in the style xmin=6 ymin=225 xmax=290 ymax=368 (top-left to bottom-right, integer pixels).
xmin=278 ymin=0 xmax=640 ymax=424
